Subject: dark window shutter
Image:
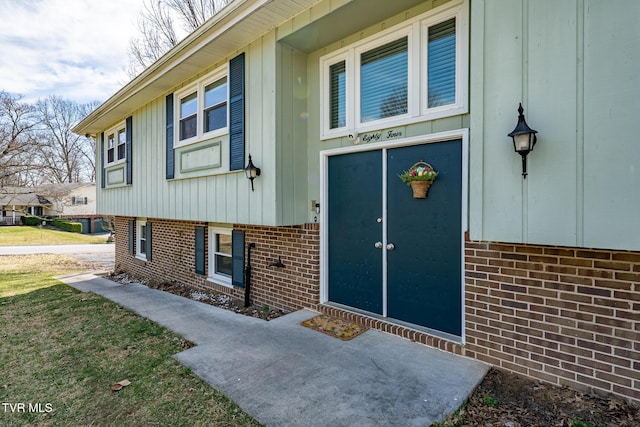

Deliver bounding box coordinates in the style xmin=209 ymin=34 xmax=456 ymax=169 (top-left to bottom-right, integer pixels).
xmin=195 ymin=226 xmax=205 ymax=275
xmin=84 ymin=197 xmax=88 ymax=205
xmin=125 ymin=116 xmax=133 ymax=185
xmin=71 ymin=196 xmax=76 ymax=205
xmin=100 ymin=133 xmax=105 ymax=188
xmin=128 ymin=220 xmax=135 ymax=254
xmin=229 ymin=53 xmax=245 ymax=171
xmin=231 ymin=229 xmax=245 ymax=288
xmin=166 ymin=93 xmax=175 ymax=179
xmin=146 ymin=222 xmax=152 ymax=261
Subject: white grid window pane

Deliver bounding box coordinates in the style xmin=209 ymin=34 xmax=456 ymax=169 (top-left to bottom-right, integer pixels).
xmin=180 ymin=92 xmax=197 ymax=140
xmin=204 ymin=78 xmax=228 ymax=133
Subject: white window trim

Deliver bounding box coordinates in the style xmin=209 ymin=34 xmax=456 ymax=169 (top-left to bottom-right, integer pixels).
xmin=420 ymin=5 xmax=469 ymax=118
xmin=136 ymin=219 xmax=147 ymax=261
xmin=175 ymin=65 xmax=229 ymax=149
xmin=207 ymin=226 xmax=232 ymax=287
xmin=319 ymin=0 xmax=468 ymax=140
xmin=104 ymin=121 xmax=126 ymax=167
xmin=320 ymin=51 xmax=353 ymax=138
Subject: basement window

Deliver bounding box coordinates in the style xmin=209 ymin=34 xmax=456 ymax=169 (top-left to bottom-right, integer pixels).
xmin=208 ymin=226 xmax=232 ymax=287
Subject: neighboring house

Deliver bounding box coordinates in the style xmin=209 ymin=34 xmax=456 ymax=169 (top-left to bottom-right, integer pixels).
xmin=74 ymin=0 xmax=640 ymax=402
xmin=0 ymin=183 xmax=105 ymax=233
xmin=0 ymin=191 xmax=51 ymax=224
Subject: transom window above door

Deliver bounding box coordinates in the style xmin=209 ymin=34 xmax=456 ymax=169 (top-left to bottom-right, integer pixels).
xmin=175 ymin=66 xmax=228 ymax=147
xmin=320 ymin=0 xmax=468 ymax=139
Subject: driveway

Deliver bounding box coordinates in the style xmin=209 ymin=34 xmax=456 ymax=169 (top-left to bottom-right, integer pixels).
xmin=0 ymin=243 xmax=115 ymax=270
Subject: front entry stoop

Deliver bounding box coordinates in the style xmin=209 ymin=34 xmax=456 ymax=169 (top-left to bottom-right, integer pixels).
xmin=318 ymin=304 xmax=466 ymax=355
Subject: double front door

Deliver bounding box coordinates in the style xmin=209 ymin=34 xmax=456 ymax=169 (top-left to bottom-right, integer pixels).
xmin=327 ymin=140 xmax=463 ymax=336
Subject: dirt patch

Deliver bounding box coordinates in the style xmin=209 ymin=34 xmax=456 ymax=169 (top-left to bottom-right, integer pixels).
xmin=437 ymin=368 xmax=640 ymax=426
xmin=106 ymin=273 xmax=286 ymax=321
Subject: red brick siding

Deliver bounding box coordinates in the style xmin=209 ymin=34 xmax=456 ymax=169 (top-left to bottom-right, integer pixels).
xmin=465 ymin=240 xmax=640 ymax=402
xmin=234 ymin=223 xmax=320 ymax=311
xmin=114 ymin=217 xmax=319 ymax=313
xmin=114 ymin=215 xmax=640 ymax=403
xmin=114 ymin=217 xmax=210 ymax=292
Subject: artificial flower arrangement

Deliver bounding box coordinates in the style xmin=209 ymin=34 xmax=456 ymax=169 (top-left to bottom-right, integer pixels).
xmin=398 ymin=161 xmax=438 ymax=198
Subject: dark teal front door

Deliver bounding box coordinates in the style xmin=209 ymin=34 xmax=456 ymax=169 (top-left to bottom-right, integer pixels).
xmin=328 ymin=150 xmax=383 ymax=314
xmin=327 ymin=140 xmax=463 ymax=336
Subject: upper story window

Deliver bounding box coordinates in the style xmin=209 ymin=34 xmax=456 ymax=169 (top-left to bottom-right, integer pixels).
xmin=105 ymin=123 xmax=126 ymax=165
xmin=175 ymin=66 xmax=228 ymax=147
xmin=428 ymin=18 xmax=456 ymax=108
xmin=359 ymin=36 xmax=409 ymax=123
xmin=71 ymin=196 xmax=88 ymax=205
xmin=320 ymin=0 xmax=468 ymax=139
xmin=179 ymin=92 xmax=198 ymax=140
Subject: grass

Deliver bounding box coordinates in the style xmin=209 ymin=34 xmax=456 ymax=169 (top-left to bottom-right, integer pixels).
xmin=0 ymin=226 xmax=108 ymax=245
xmin=431 ymin=405 xmax=467 ymax=427
xmin=0 ymin=255 xmax=261 ymax=426
xmin=482 ymin=395 xmax=498 ymax=407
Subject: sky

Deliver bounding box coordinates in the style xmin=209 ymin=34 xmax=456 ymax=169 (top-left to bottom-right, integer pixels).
xmin=0 ymin=0 xmax=146 ymax=105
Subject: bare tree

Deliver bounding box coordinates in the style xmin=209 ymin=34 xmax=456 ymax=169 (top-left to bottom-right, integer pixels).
xmin=77 ymin=101 xmax=100 ymax=182
xmin=128 ymin=0 xmax=230 ymax=77
xmin=35 ymin=96 xmax=97 ymax=184
xmin=0 ymin=91 xmax=38 ymax=186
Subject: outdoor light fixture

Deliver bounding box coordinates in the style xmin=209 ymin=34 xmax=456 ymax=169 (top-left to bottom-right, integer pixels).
xmin=508 ymin=103 xmax=538 ymax=178
xmin=244 ymin=154 xmax=261 ymax=191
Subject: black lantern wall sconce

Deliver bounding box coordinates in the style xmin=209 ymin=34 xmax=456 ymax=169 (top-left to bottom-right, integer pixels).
xmin=508 ymin=103 xmax=538 ymax=178
xmin=244 ymin=154 xmax=261 ymax=191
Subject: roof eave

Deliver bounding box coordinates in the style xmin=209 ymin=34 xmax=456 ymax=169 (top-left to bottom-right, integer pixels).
xmin=73 ymin=0 xmax=319 ymax=136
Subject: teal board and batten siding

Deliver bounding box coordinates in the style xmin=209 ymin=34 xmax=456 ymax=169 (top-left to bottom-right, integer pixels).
xmin=276 ymin=44 xmax=310 ymax=225
xmin=97 ymin=33 xmax=283 ymax=226
xmin=469 ymin=0 xmax=640 ymax=251
xmin=275 ymin=0 xmax=470 ymax=223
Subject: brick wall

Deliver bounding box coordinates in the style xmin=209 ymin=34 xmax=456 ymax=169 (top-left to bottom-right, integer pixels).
xmin=114 ymin=215 xmax=640 ymax=403
xmin=465 ymin=240 xmax=640 ymax=402
xmin=114 ymin=217 xmax=320 ymax=313
xmin=235 ymin=223 xmax=320 ymax=311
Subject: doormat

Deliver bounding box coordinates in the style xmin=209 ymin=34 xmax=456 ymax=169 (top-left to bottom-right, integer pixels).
xmin=300 ymin=314 xmax=368 ymax=341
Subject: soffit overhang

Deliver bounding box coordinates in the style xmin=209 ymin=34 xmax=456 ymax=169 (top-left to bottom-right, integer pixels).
xmin=74 ymin=0 xmax=324 ymax=135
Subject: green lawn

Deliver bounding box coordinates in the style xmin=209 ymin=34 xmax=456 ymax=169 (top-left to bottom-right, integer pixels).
xmin=0 ymin=226 xmax=107 ymax=245
xmin=0 ymin=255 xmax=260 ymax=426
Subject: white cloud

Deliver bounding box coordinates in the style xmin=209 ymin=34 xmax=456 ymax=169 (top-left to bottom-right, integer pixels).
xmin=0 ymin=0 xmax=145 ymax=104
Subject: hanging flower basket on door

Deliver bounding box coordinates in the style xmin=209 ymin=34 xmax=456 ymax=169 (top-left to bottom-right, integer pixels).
xmin=398 ymin=161 xmax=438 ymax=199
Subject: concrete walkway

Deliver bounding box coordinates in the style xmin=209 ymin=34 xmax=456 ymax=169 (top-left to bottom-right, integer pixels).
xmin=60 ymin=273 xmax=489 ymax=427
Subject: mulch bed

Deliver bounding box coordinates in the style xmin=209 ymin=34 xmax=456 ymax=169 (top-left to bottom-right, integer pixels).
xmin=437 ymin=368 xmax=640 ymax=426
xmin=300 ymin=314 xmax=368 ymax=340
xmin=106 ymin=273 xmax=286 ymax=321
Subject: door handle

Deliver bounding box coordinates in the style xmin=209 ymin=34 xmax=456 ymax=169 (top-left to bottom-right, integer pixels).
xmin=386 ymin=243 xmax=395 ymax=251
xmin=374 ymin=241 xmax=383 ymax=249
